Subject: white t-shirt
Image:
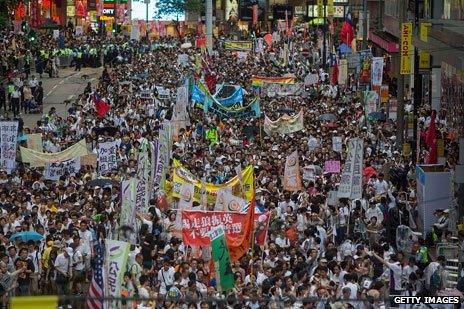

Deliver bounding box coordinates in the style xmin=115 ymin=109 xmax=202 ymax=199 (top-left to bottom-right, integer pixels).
xmin=387 ymin=261 xmax=404 ymax=291
xmin=157 ymin=267 xmax=175 ymax=295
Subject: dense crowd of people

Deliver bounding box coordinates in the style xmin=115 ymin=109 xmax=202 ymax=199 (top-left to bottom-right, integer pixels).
xmin=0 ymin=24 xmax=462 ymax=309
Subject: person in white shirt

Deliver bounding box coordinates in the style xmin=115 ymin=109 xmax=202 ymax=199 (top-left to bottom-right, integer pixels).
xmin=54 ymin=247 xmax=72 ymax=306
xmin=157 ymin=258 xmax=175 ymax=296
xmin=369 ymin=173 xmax=389 ymax=195
xmin=275 ymin=229 xmax=290 ymax=249
xmin=370 ymin=250 xmax=403 ymax=294
xmin=71 ymin=244 xmax=85 ymax=294
xmin=366 ymin=201 xmax=384 ymax=223
xmin=341 ymin=273 xmax=359 ymax=299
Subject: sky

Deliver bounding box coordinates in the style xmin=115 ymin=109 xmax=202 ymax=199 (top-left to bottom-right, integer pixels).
xmin=131 ymin=0 xmax=185 ymax=21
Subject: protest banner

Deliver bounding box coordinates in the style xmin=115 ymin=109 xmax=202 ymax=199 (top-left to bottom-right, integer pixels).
xmin=151 ymin=140 xmax=162 ymax=196
xmin=324 ymin=160 xmax=341 ymax=173
xmin=181 ymin=210 xmax=268 ymax=247
xmin=20 ymin=139 xmax=88 ymax=167
xmin=224 ymin=41 xmax=253 ymax=50
xmin=214 ymin=189 xmax=247 ymax=212
xmin=0 ymin=121 xmax=18 ymax=173
xmin=371 ymin=57 xmax=384 ymax=86
xmin=264 ymin=110 xmax=304 ymax=135
xmin=44 ymin=157 xmax=81 ymax=181
xmin=97 ymin=141 xmax=118 ymax=175
xmin=177 ymin=53 xmax=188 ymax=66
xmin=26 ymin=133 xmax=43 ymax=152
xmin=251 ymin=75 xmax=295 ymax=87
xmin=338 ymin=59 xmax=348 ymax=85
xmin=171 ymin=160 xmax=254 ymax=203
xmin=159 ymin=121 xmax=173 ymax=189
xmin=172 ymin=86 xmax=191 ymax=138
xmin=302 ymin=165 xmax=316 ymax=182
xmin=105 ymin=239 xmax=130 ymax=299
xmin=327 ymin=190 xmax=339 ymax=206
xmin=120 ymin=179 xmax=137 ymax=229
xmin=338 ymin=138 xmax=364 ymax=199
xmin=283 ymin=150 xmax=303 ymax=191
xmin=332 ymin=136 xmax=343 ymax=153
xmin=210 ymin=226 xmax=235 ymax=292
xmin=304 ymin=73 xmax=319 ymax=86
xmin=363 ymin=91 xmax=379 ymax=115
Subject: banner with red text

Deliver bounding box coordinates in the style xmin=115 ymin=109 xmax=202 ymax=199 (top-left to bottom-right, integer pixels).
xmin=181 ymin=210 xmax=269 ymax=247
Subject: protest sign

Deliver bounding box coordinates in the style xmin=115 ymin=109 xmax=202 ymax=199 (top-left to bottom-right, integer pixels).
xmin=327 ymin=190 xmax=339 ymax=206
xmin=172 ymin=86 xmax=190 ymax=138
xmin=44 ymin=157 xmax=81 ymax=180
xmin=324 ymin=160 xmax=341 ymax=173
xmin=224 ymin=41 xmax=253 ymax=50
xmin=304 ymin=73 xmax=319 ymax=86
xmin=264 ymin=110 xmax=304 ymax=135
xmin=338 ymin=138 xmax=364 ymax=199
xmin=181 ymin=210 xmax=268 ymax=247
xmin=97 ymin=141 xmax=118 ymax=175
xmin=283 ymin=150 xmax=303 ymax=191
xmin=120 ymin=179 xmax=137 ymax=229
xmin=177 ymin=183 xmax=195 ymax=210
xmin=159 ymin=121 xmax=173 ymax=189
xmin=332 ymin=136 xmax=343 ymax=153
xmin=214 ymin=189 xmax=247 ymax=212
xmin=151 ymin=140 xmax=162 ymax=194
xmin=303 ymin=165 xmax=316 ymax=182
xmin=0 ymin=121 xmax=18 ymax=173
xmin=210 ymin=226 xmax=235 ymax=292
xmin=177 ymin=53 xmax=189 ymax=66
xmin=26 ymin=133 xmax=43 ymax=152
xmin=171 ymin=160 xmax=254 ymax=203
xmin=20 ymin=139 xmax=88 ymax=167
xmin=371 ymin=57 xmax=384 ymax=86
xmin=105 ymin=239 xmax=130 ymax=299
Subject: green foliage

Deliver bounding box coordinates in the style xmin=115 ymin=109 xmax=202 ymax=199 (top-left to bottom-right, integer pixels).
xmin=154 ymin=0 xmax=203 ymax=19
xmin=0 ymin=0 xmax=20 ymax=27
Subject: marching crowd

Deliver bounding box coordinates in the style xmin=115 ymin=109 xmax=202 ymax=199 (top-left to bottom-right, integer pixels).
xmin=0 ymin=24 xmax=462 ymax=309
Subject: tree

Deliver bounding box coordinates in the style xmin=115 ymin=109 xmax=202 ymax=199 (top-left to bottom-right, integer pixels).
xmin=0 ymin=0 xmax=20 ymax=27
xmin=154 ymin=0 xmax=203 ymax=20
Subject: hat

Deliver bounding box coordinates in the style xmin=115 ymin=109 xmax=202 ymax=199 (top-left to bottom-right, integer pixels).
xmin=444 ymin=209 xmax=450 ymax=214
xmin=52 ymin=240 xmax=61 ymax=247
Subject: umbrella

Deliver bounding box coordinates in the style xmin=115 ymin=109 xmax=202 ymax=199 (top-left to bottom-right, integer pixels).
xmin=86 ymin=178 xmax=119 ymax=188
xmin=10 ymin=231 xmax=44 ymax=243
xmin=181 ymin=42 xmax=192 ymax=49
xmin=338 ymin=43 xmax=352 ymax=54
xmin=93 ymin=126 xmax=118 ymax=136
xmin=319 ymin=113 xmax=337 ymax=121
xmin=276 ymin=108 xmax=295 ymax=114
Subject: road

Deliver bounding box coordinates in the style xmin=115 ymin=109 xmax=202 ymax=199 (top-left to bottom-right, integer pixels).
xmin=22 ymin=67 xmax=102 ymax=127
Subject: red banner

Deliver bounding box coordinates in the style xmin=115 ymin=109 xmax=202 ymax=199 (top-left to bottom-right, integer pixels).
xmin=75 ymin=0 xmax=88 ymax=17
xmin=181 ymin=210 xmax=269 ymax=247
xmin=252 ymin=4 xmax=258 ymax=26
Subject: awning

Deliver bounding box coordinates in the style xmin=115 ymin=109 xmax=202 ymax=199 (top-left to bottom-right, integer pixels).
xmin=369 ymin=30 xmax=399 ymax=53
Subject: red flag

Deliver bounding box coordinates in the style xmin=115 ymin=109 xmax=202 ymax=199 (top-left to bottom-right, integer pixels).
xmin=205 ymin=74 xmax=217 ymax=94
xmin=252 ymin=4 xmax=258 ymax=26
xmin=331 ymin=61 xmax=339 ymax=85
xmin=425 ymin=110 xmax=437 ymax=164
xmin=229 ymin=188 xmax=255 ymax=262
xmin=93 ymin=95 xmax=110 ymax=118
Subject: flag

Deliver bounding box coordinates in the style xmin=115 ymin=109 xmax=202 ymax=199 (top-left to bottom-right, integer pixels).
xmin=425 ymin=110 xmax=437 ymax=164
xmin=228 ymin=186 xmax=255 ymax=262
xmin=339 ymin=12 xmax=354 ymax=46
xmin=331 ymin=61 xmax=339 ymax=85
xmin=209 ymin=226 xmax=235 ymax=292
xmin=92 ymin=94 xmax=111 ymax=118
xmin=205 ymin=74 xmax=217 ymax=94
xmin=86 ymin=240 xmax=105 ymax=309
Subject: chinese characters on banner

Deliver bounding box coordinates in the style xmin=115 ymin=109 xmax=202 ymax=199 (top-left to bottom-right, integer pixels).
xmin=136 ymin=150 xmax=150 ymax=214
xmin=44 ymin=157 xmax=81 ymax=181
xmin=151 ymin=139 xmax=162 ymax=196
xmin=104 ymin=239 xmax=130 ymax=299
xmin=283 ymin=150 xmax=302 ymax=191
xmin=209 ymin=226 xmax=235 ymax=292
xmin=159 ymin=121 xmax=173 ymax=190
xmin=0 ymin=121 xmax=18 ymax=174
xmin=371 ymin=57 xmax=384 ymax=86
xmin=120 ymin=179 xmax=137 ymax=229
xmin=97 ymin=141 xmax=118 ymax=175
xmin=324 ymin=160 xmax=341 ymax=173
xmin=338 ymin=138 xmax=364 ymax=199
xmin=172 ymin=86 xmax=190 ymax=138
xmin=181 ymin=210 xmax=269 ymax=247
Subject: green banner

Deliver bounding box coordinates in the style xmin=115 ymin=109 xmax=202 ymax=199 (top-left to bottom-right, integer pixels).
xmin=210 ymin=226 xmax=235 ymax=292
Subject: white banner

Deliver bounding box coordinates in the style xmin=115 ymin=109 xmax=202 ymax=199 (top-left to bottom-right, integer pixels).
xmin=98 ymin=141 xmax=118 ymax=175
xmin=0 ymin=121 xmax=18 ymax=174
xmin=304 ymin=73 xmax=319 ymax=86
xmin=371 ymin=57 xmax=384 ymax=86
xmin=214 ymin=188 xmax=247 ymax=212
xmin=332 ymin=136 xmax=343 ymax=153
xmin=44 ymin=157 xmax=81 ymax=181
xmin=177 ymin=53 xmax=189 ymax=66
xmin=338 ymin=138 xmax=364 ymax=199
xmin=172 ymin=87 xmax=190 ymax=137
xmin=120 ymin=179 xmax=137 ymax=229
xmin=338 ymin=59 xmax=348 ymax=85
xmin=105 ymin=239 xmax=130 ymax=299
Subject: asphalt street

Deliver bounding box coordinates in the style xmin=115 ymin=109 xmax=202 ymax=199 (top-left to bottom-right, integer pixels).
xmin=21 ymin=67 xmax=102 ymax=127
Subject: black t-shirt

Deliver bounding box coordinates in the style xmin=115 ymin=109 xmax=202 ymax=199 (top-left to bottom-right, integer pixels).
xmin=15 ymin=258 xmax=35 ymax=285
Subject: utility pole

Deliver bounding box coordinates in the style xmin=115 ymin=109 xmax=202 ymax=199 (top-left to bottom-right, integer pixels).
xmin=206 ymin=0 xmax=213 ymax=53
xmin=322 ymin=0 xmax=327 ymax=69
xmin=362 ymin=0 xmax=368 ymax=50
xmin=396 ymin=0 xmax=406 ymax=149
xmin=145 ymin=0 xmax=149 ymax=22
xmin=412 ymin=0 xmax=422 ymax=164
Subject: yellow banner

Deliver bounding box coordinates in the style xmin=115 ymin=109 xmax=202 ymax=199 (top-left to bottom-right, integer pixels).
xmin=327 ymin=0 xmax=334 ymax=16
xmin=420 ymin=22 xmax=431 ymax=42
xmin=224 ymin=41 xmax=253 ymax=50
xmin=317 ymin=0 xmax=323 ymax=18
xmin=11 ymin=296 xmax=58 ymax=309
xmin=400 ymin=23 xmax=412 ymax=75
xmin=171 ymin=160 xmax=254 ymax=203
xmin=419 ymin=50 xmax=430 ymax=70
xmin=20 ymin=139 xmax=89 ymax=167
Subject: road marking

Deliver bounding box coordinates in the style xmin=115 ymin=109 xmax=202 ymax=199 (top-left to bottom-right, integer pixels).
xmin=44 ymin=71 xmax=81 ymax=99
xmin=67 ymin=94 xmax=74 ymax=100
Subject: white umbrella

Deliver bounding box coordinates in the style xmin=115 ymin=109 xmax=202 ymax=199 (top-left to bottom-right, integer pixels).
xmin=181 ymin=42 xmax=192 ymax=49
